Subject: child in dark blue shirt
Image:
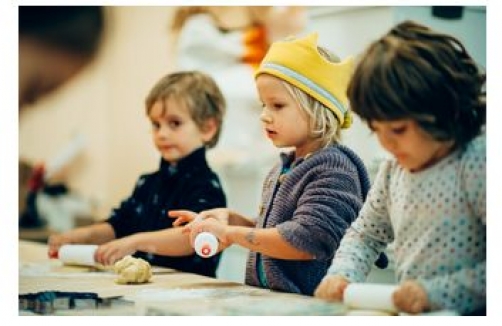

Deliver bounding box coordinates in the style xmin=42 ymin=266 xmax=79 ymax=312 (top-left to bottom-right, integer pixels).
xmin=48 ymin=71 xmax=227 ymax=277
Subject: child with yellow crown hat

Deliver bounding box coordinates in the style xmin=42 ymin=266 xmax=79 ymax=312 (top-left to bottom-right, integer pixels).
xmin=169 ymin=33 xmax=376 ymax=296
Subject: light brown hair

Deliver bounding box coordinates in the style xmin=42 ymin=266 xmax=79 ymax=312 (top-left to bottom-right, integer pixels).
xmin=145 ymin=71 xmax=226 ymax=148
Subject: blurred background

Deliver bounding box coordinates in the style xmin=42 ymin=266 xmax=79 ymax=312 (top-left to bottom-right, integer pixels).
xmin=18 ymin=5 xmax=486 ymax=283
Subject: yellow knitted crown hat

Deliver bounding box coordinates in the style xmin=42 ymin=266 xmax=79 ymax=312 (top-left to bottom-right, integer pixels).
xmin=255 ymin=33 xmax=354 ymax=128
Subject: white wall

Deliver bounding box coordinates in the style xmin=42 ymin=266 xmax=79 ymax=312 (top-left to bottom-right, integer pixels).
xmin=395 ymin=6 xmax=486 ymax=68
xmin=306 ymin=6 xmax=394 ymax=169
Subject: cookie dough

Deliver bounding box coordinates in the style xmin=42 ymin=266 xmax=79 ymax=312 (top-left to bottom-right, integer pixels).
xmin=113 ymin=255 xmax=152 ymax=284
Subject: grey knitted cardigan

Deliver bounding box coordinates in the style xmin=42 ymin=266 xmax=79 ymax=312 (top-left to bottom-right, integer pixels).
xmin=245 ymin=144 xmax=370 ymax=295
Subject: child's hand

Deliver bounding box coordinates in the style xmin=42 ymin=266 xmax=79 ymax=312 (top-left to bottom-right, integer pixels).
xmin=168 ymin=210 xmax=198 ymax=227
xmin=189 ymin=218 xmax=230 ymax=248
xmin=392 ymin=280 xmax=430 ymax=314
xmin=168 ymin=210 xmax=212 ymax=236
xmin=169 ymin=208 xmax=231 ymax=233
xmin=197 ymin=208 xmax=231 ymax=225
xmin=94 ymin=236 xmax=138 ymax=266
xmin=47 ymin=233 xmax=73 ymax=258
xmin=314 ymin=275 xmax=349 ymax=301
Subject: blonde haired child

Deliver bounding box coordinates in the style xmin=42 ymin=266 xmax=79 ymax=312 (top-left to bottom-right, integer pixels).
xmin=48 ymin=71 xmax=227 ymax=277
xmin=314 ymin=21 xmax=486 ymax=315
xmin=170 ymin=7 xmax=307 ymax=222
xmin=170 ymin=33 xmax=372 ymax=295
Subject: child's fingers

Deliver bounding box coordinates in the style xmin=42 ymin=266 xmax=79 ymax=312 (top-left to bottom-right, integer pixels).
xmin=393 ymin=289 xmax=413 ymax=312
xmin=168 ymin=210 xmax=197 ymax=225
xmin=392 ymin=281 xmax=428 ymax=314
xmin=168 ymin=210 xmax=196 ymax=219
xmin=48 ymin=249 xmax=58 ymax=259
xmin=172 ymin=216 xmax=189 ymax=227
xmin=314 ymin=276 xmax=348 ymax=301
xmin=96 ymin=246 xmax=116 ymax=266
xmin=47 ymin=235 xmax=66 ymax=258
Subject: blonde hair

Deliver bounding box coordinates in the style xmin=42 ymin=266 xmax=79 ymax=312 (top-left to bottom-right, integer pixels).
xmin=145 ymin=71 xmax=226 ymax=148
xmin=282 ymin=46 xmax=342 ymax=148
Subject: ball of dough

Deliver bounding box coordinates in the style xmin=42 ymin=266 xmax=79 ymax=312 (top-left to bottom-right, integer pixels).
xmin=113 ymin=255 xmax=152 ymax=284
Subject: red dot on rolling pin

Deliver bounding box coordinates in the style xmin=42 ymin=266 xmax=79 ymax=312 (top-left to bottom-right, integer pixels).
xmin=201 ymin=245 xmax=211 ymax=256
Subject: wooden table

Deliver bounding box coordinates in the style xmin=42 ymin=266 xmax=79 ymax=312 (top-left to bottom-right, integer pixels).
xmin=19 ymin=240 xmax=347 ymax=316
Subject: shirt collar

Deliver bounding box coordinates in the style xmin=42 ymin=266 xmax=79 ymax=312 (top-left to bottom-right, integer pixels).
xmin=279 ymin=150 xmax=315 ymax=170
xmin=159 ymin=146 xmax=208 ymax=178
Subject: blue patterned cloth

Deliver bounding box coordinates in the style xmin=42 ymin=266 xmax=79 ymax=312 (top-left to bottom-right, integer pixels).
xmin=106 ymin=147 xmax=226 ymax=277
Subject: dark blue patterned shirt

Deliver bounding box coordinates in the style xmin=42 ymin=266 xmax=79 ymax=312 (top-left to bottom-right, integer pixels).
xmin=106 ymin=147 xmax=226 ymax=277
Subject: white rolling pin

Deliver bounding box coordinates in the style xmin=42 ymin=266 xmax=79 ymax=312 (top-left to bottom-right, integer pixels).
xmin=191 ymin=214 xmax=219 ymax=258
xmin=194 ymin=232 xmax=219 ymax=258
xmin=344 ymin=283 xmax=398 ymax=314
xmin=58 ymin=244 xmax=98 ymax=266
